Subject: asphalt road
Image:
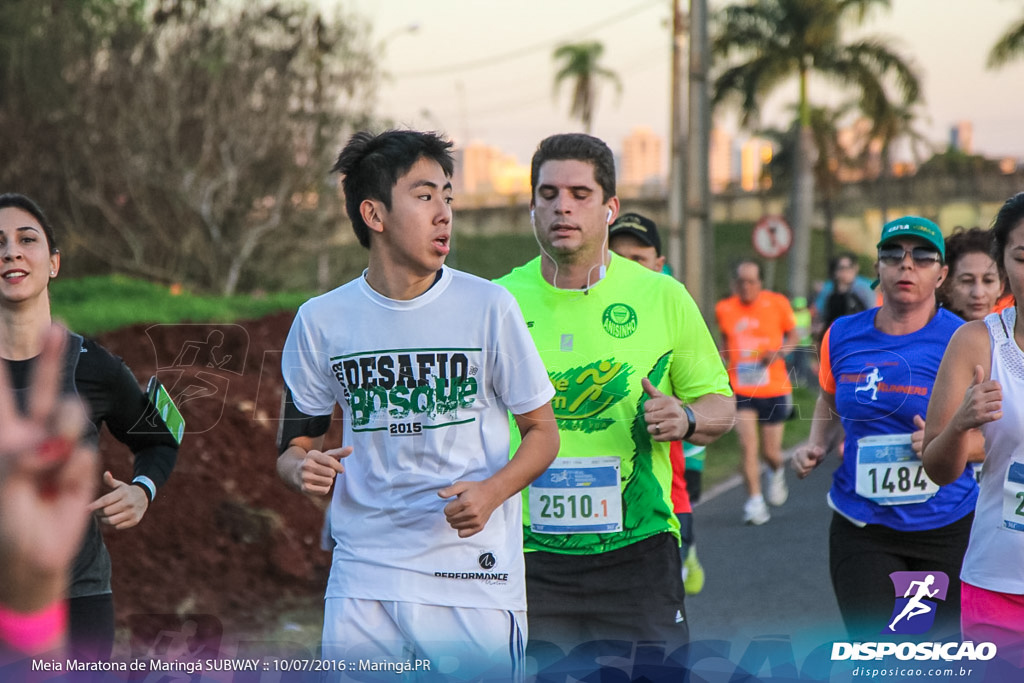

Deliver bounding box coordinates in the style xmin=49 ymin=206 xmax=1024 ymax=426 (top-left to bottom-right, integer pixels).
xmin=685 ymin=449 xmax=847 ymax=645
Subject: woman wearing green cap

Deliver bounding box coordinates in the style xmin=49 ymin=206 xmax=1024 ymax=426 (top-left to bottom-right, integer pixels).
xmin=793 ymin=215 xmax=977 ymax=640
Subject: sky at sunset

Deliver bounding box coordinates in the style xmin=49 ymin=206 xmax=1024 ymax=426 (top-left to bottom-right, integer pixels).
xmin=341 ymin=0 xmax=1024 ymax=165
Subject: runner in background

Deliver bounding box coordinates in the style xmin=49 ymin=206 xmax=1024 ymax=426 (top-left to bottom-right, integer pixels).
xmin=794 ymin=216 xmax=976 ymax=640
xmin=938 ymin=226 xmax=1004 ymax=322
xmin=923 ymin=193 xmax=1024 ymax=665
xmin=716 ymin=260 xmax=799 ymax=525
xmin=608 ymin=211 xmax=706 ymax=594
xmin=812 ymin=252 xmax=876 ymax=342
xmin=788 ymin=296 xmax=818 ymax=388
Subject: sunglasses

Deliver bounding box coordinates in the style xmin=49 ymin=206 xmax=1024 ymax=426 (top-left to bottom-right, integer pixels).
xmin=877 ymin=246 xmax=942 ymax=266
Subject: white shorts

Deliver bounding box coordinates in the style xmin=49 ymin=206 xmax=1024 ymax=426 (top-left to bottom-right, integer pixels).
xmin=321 ymin=598 xmax=526 ymax=682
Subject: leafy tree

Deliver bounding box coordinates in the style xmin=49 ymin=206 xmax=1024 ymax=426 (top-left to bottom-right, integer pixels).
xmin=988 ymin=9 xmax=1024 ymax=68
xmin=761 ymin=105 xmax=858 ymax=265
xmin=0 ymin=0 xmax=147 ymax=200
xmin=1 ymin=0 xmax=378 ymax=294
xmin=552 ymin=41 xmax=621 ymax=134
xmin=860 ymin=96 xmax=933 ymax=222
xmin=711 ymin=0 xmax=920 ymax=299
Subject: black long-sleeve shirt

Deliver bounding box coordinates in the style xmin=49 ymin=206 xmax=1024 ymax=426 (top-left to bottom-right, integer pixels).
xmin=5 ymin=333 xmax=179 ymax=597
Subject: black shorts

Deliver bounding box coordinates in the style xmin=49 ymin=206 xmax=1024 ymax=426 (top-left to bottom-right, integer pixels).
xmin=829 ymin=512 xmax=972 ymax=640
xmin=525 ymin=532 xmax=688 ymax=652
xmin=735 ymin=393 xmax=793 ymax=423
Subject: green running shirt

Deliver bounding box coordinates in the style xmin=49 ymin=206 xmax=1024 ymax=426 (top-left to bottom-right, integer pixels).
xmin=497 ymin=254 xmax=731 ymax=555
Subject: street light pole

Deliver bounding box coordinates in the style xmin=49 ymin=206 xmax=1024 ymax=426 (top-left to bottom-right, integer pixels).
xmin=667 ymin=0 xmax=687 ymax=289
xmin=686 ymin=0 xmax=712 ymax=314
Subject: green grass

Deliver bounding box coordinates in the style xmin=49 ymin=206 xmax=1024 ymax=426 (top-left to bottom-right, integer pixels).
xmin=701 ymin=385 xmax=818 ymax=491
xmin=50 ymin=275 xmax=313 ymax=336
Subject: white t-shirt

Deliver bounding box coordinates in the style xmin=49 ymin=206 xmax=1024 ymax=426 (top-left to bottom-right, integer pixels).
xmin=282 ymin=267 xmax=554 ymax=610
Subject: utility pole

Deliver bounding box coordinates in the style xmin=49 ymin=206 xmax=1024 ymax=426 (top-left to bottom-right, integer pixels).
xmin=667 ymin=0 xmax=687 ymax=288
xmin=686 ymin=0 xmax=712 ymax=314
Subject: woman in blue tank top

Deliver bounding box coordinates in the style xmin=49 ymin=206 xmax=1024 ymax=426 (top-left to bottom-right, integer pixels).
xmin=793 ymin=216 xmax=977 ymax=640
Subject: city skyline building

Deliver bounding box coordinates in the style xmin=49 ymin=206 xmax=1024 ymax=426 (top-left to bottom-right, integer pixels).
xmin=950 ymin=120 xmax=974 ymax=154
xmin=710 ymin=127 xmax=733 ymax=193
xmin=620 ymin=126 xmax=664 ymax=191
xmin=740 ymin=137 xmax=774 ymax=192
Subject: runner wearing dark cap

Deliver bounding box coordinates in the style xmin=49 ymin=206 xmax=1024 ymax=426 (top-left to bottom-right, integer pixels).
xmin=609 ymin=211 xmax=709 ymax=594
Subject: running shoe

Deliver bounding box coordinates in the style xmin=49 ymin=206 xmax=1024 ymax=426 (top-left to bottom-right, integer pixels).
xmin=743 ymin=496 xmax=770 ymax=525
xmin=683 ymin=545 xmax=705 ymax=594
xmin=766 ymin=466 xmax=789 ymax=506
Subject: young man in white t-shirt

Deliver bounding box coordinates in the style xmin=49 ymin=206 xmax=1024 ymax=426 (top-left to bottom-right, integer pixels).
xmin=276 ymin=130 xmax=558 ymax=679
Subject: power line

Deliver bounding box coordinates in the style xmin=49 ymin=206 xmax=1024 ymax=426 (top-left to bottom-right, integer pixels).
xmin=393 ymin=0 xmax=664 ymax=78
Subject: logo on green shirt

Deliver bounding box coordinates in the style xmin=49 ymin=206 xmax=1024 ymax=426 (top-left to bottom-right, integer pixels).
xmin=602 ymin=304 xmax=638 ymax=338
xmin=549 ymin=359 xmax=633 ymax=432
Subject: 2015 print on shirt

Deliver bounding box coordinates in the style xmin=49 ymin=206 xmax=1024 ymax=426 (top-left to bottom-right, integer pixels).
xmin=330 ymin=348 xmax=480 ymax=433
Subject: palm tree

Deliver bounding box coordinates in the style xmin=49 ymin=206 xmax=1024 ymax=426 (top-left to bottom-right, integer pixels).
xmin=860 ymin=96 xmax=933 ymax=222
xmin=988 ymin=10 xmax=1024 ymax=68
xmin=761 ymin=104 xmax=857 ymax=267
xmin=552 ymin=41 xmax=621 ymax=134
xmin=711 ymin=0 xmax=920 ymax=299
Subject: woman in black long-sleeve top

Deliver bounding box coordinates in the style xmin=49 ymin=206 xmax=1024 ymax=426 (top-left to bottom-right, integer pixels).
xmin=0 ymin=193 xmax=179 ymax=660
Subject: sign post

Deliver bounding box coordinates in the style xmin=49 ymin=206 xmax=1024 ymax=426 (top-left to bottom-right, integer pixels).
xmin=752 ymin=215 xmax=793 ymax=291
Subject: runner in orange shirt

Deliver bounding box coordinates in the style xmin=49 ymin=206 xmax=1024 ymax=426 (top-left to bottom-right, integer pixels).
xmin=716 ymin=259 xmax=799 ymax=525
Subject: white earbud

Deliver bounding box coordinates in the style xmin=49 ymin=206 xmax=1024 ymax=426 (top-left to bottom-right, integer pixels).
xmin=530 ymin=209 xmax=535 ymax=225
xmin=606 ymin=208 xmax=613 ymax=222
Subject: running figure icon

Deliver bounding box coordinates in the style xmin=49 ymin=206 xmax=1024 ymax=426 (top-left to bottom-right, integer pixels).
xmin=855 ymin=367 xmax=883 ymax=401
xmin=888 ymin=574 xmax=939 ymax=631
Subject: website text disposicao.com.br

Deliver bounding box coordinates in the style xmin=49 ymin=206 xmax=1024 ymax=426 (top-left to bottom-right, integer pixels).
xmin=836 ymin=640 xmax=997 ymax=679
xmin=852 ymin=665 xmax=979 ymax=678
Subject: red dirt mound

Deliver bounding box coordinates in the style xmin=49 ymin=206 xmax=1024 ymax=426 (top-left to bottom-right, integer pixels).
xmin=95 ymin=311 xmax=342 ymax=639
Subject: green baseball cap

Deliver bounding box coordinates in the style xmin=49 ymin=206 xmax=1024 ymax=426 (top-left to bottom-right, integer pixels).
xmin=876 ymin=216 xmax=945 ymax=261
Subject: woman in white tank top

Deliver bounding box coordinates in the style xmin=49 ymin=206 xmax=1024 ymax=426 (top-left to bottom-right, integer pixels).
xmin=923 ymin=192 xmax=1024 ymax=665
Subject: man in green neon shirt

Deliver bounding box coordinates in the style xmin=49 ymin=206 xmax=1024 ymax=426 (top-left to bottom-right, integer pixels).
xmin=496 ymin=133 xmax=735 ymax=653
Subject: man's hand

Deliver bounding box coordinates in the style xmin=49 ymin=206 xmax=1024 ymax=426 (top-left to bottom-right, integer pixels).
xmin=299 ymin=446 xmax=352 ymax=496
xmin=438 ymin=480 xmax=502 ymax=538
xmin=88 ymin=471 xmax=149 ymax=530
xmin=641 ymin=377 xmax=686 ymax=442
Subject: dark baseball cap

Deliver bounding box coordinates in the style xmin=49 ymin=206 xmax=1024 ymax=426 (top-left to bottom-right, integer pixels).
xmin=609 ymin=212 xmax=661 ymax=255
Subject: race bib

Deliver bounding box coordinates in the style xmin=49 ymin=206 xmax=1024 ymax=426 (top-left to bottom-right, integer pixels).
xmin=736 ymin=361 xmax=768 ymax=388
xmin=1002 ymin=462 xmax=1024 ymax=532
xmin=529 ymin=457 xmax=622 ymax=534
xmin=855 ymin=433 xmax=939 ymax=505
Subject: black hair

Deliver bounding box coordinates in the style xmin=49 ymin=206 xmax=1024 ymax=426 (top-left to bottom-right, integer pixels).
xmin=829 ymin=251 xmax=858 ymax=276
xmin=937 ymin=225 xmax=1003 ymax=313
xmin=0 ymin=193 xmax=59 ymax=254
xmin=530 ymin=133 xmax=616 ymax=202
xmin=332 ymin=130 xmax=454 ymax=249
xmin=944 ymin=226 xmax=995 ymax=277
xmin=991 ymin=193 xmax=1024 ymax=273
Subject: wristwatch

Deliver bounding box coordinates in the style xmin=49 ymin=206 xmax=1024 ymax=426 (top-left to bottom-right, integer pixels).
xmin=682 ymin=404 xmax=697 ymax=441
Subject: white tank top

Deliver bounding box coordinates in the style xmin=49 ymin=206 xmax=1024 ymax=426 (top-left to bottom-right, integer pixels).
xmin=962 ymin=307 xmax=1024 ymax=593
